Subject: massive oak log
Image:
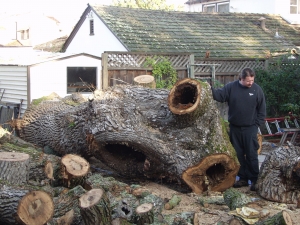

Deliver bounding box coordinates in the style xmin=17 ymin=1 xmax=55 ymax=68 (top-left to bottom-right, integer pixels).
xmin=256 ymin=143 xmax=300 ymax=204
xmin=18 ymin=79 xmax=239 ymax=194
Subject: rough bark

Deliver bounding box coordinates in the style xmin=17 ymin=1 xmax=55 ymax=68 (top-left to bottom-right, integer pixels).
xmin=0 ymin=187 xmax=29 ymax=225
xmin=0 ymin=152 xmax=30 ymax=184
xmin=134 ymin=203 xmax=154 ymax=225
xmin=52 ymin=185 xmax=86 ymax=225
xmin=16 ymin=190 xmax=54 ymax=225
xmin=256 ymin=143 xmax=300 ymax=203
xmin=79 ymin=188 xmax=111 ymax=225
xmin=0 ymin=127 xmax=61 ymax=182
xmin=61 ymin=154 xmax=90 ymax=188
xmin=18 ymin=79 xmax=239 ymax=194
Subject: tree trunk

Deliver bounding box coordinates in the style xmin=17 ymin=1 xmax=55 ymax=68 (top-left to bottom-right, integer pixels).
xmin=79 ymin=188 xmax=111 ymax=225
xmin=134 ymin=203 xmax=154 ymax=225
xmin=0 ymin=187 xmax=29 ymax=225
xmin=0 ymin=152 xmax=30 ymax=184
xmin=256 ymin=143 xmax=300 ymax=203
xmin=134 ymin=75 xmax=156 ymax=88
xmin=61 ymin=154 xmax=90 ymax=188
xmin=16 ymin=190 xmax=54 ymax=225
xmin=52 ymin=185 xmax=86 ymax=225
xmin=47 ymin=209 xmax=75 ymax=225
xmin=18 ymin=79 xmax=239 ymax=194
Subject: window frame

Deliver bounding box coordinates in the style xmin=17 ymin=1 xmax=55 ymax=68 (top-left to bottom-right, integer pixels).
xmin=203 ymin=1 xmax=229 ymax=13
xmin=89 ymin=19 xmax=94 ymax=35
xmin=290 ymin=0 xmax=300 ymax=14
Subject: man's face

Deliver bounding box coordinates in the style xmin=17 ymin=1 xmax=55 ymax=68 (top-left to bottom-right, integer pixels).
xmin=240 ymin=76 xmax=254 ymax=88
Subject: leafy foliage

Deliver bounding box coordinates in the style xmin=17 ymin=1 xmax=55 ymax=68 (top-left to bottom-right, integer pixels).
xmin=112 ymin=0 xmax=183 ymax=11
xmin=143 ymin=56 xmax=178 ymax=89
xmin=255 ymin=56 xmax=300 ymax=117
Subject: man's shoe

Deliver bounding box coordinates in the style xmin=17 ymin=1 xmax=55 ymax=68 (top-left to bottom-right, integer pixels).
xmin=233 ymin=179 xmax=248 ymax=188
xmin=250 ymin=182 xmax=256 ymax=191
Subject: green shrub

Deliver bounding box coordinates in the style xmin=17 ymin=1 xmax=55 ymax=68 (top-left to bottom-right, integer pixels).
xmin=143 ymin=56 xmax=177 ymax=89
xmin=255 ymin=56 xmax=300 ymax=117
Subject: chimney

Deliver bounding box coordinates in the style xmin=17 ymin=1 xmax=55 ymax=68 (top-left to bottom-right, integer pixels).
xmin=259 ymin=17 xmax=266 ymax=30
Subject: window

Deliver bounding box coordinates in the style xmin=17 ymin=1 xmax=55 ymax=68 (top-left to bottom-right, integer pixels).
xmin=67 ymin=67 xmax=97 ymax=93
xmin=203 ymin=4 xmax=216 ymax=12
xmin=218 ymin=3 xmax=229 ymax=13
xmin=20 ymin=29 xmax=30 ymax=40
xmin=90 ymin=20 xmax=94 ymax=35
xmin=203 ymin=2 xmax=229 ymax=13
xmin=290 ymin=0 xmax=300 ymax=14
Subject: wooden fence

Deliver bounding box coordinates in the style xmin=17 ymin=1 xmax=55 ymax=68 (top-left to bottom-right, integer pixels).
xmin=101 ymin=52 xmax=268 ymax=88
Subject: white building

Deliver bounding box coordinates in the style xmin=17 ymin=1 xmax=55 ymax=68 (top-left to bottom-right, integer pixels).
xmin=0 ymin=47 xmax=101 ymax=117
xmin=185 ymin=0 xmax=300 ymax=24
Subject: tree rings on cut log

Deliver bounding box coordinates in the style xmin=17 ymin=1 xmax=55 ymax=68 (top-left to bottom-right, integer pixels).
xmin=61 ymin=154 xmax=90 ymax=177
xmin=17 ymin=190 xmax=54 ymax=225
xmin=168 ymin=78 xmax=201 ymax=115
xmin=135 ymin=203 xmax=154 ymax=225
xmin=133 ymin=75 xmax=156 ymax=88
xmin=79 ymin=188 xmax=111 ymax=225
xmin=0 ymin=152 xmax=30 ymax=184
xmin=61 ymin=154 xmax=90 ymax=187
xmin=182 ymin=153 xmax=239 ymax=194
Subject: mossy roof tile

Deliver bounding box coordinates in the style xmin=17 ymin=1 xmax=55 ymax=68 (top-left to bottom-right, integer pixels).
xmin=74 ymin=5 xmax=300 ymax=58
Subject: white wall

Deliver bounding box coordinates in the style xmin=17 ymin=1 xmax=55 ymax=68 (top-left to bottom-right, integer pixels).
xmin=186 ymin=0 xmax=300 ymax=24
xmin=65 ymin=10 xmax=127 ymax=57
xmin=0 ymin=65 xmax=28 ymax=115
xmin=29 ymin=55 xmax=101 ymax=101
xmin=230 ymin=0 xmax=276 ymax=13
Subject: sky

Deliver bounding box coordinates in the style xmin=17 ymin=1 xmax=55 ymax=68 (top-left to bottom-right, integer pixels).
xmin=1 ymin=0 xmax=187 ymax=25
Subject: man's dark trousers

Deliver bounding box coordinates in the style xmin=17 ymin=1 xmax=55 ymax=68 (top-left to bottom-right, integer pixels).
xmin=229 ymin=124 xmax=260 ymax=184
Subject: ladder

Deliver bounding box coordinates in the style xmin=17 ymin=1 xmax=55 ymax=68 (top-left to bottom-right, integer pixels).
xmin=259 ymin=116 xmax=300 ymax=145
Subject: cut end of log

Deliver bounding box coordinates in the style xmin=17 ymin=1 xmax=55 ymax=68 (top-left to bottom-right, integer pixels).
xmin=17 ymin=190 xmax=54 ymax=225
xmin=168 ymin=78 xmax=201 ymax=115
xmin=0 ymin=151 xmax=29 ymax=161
xmin=136 ymin=203 xmax=153 ymax=214
xmin=182 ymin=153 xmax=239 ymax=194
xmin=79 ymin=188 xmax=104 ymax=208
xmin=134 ymin=75 xmax=156 ymax=88
xmin=61 ymin=154 xmax=90 ymax=177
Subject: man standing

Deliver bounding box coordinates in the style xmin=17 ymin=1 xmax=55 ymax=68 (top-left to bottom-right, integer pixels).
xmin=210 ymin=68 xmax=266 ymax=191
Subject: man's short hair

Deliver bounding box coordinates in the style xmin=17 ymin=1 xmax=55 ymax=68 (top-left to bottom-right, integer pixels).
xmin=239 ymin=68 xmax=255 ymax=80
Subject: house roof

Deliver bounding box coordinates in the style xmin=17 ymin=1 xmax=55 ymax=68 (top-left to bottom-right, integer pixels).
xmin=63 ymin=5 xmax=300 ymax=59
xmin=34 ymin=35 xmax=68 ymax=52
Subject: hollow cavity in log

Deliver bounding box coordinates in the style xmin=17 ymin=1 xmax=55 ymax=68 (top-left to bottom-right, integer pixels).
xmin=182 ymin=154 xmax=239 ymax=194
xmin=168 ymin=78 xmax=201 ymax=115
xmin=95 ymin=143 xmax=153 ymax=178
